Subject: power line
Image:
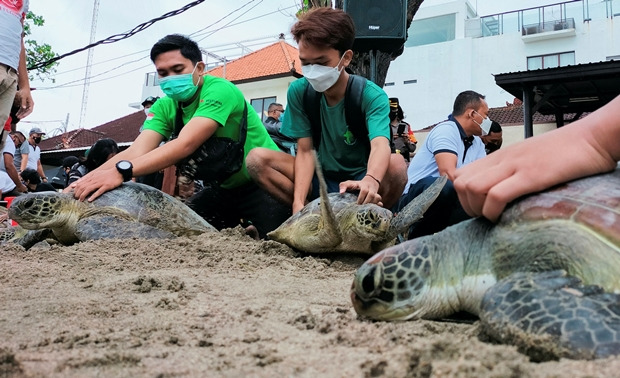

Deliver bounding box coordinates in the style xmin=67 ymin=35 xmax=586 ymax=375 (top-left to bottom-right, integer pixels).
xmin=33 ymin=2 xmax=298 ymax=90
xmin=27 ymin=0 xmax=206 ymax=70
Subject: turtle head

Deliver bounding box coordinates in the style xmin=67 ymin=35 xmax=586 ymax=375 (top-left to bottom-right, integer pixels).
xmin=8 ymin=192 xmax=73 ymax=229
xmin=352 ymin=204 xmax=392 ymax=239
xmin=351 ymin=239 xmax=436 ymax=320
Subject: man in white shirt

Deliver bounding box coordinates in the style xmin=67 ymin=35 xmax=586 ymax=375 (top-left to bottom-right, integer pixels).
xmin=25 ymin=127 xmax=47 ymax=183
xmin=394 ymin=90 xmax=490 ymax=238
xmin=0 ymin=135 xmax=26 ymax=198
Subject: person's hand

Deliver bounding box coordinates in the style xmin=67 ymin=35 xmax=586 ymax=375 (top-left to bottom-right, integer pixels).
xmin=15 ymin=88 xmax=34 ymax=119
xmin=340 ymin=175 xmax=383 ymax=206
xmin=16 ymin=183 xmax=27 ymax=193
xmin=453 ymin=123 xmax=616 ymax=222
xmin=70 ymin=167 xmax=124 ymax=202
xmin=292 ymin=200 xmax=306 ymax=214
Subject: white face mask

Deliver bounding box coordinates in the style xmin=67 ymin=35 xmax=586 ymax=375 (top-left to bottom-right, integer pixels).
xmin=144 ymin=107 xmax=151 ymax=115
xmin=474 ymin=111 xmax=492 ymax=135
xmin=302 ymin=54 xmax=345 ymax=93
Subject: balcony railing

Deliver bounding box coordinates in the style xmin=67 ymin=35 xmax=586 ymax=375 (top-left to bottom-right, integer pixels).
xmin=521 ymin=18 xmax=576 ymax=36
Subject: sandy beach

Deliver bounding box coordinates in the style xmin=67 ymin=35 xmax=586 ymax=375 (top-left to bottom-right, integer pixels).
xmin=1 ymin=227 xmax=620 ymax=377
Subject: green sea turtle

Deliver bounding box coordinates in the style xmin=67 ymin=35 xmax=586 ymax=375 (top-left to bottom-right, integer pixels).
xmin=267 ymin=155 xmax=447 ymax=254
xmin=351 ymin=168 xmax=620 ymax=360
xmin=7 ymin=182 xmax=216 ymax=248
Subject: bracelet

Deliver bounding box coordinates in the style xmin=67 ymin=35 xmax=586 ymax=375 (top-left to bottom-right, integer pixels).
xmin=365 ymin=173 xmax=381 ymax=186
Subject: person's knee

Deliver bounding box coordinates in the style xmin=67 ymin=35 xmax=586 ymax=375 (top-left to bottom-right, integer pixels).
xmin=246 ymin=148 xmax=270 ymax=179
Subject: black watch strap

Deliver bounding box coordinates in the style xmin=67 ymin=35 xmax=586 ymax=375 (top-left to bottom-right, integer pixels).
xmin=116 ymin=160 xmax=133 ymax=182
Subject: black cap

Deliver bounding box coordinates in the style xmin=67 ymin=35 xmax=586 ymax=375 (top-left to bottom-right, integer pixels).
xmin=141 ymin=96 xmax=159 ymax=107
xmin=62 ymin=156 xmax=80 ymax=168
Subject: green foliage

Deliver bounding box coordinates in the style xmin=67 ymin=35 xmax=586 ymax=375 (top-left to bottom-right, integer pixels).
xmin=24 ymin=11 xmax=59 ymax=82
xmin=296 ymin=0 xmax=332 ymax=18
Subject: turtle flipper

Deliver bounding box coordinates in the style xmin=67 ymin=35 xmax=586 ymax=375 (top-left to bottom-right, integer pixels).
xmin=75 ymin=215 xmax=176 ymax=241
xmin=480 ymin=270 xmax=620 ymax=361
xmin=313 ymin=151 xmax=342 ymax=247
xmin=9 ymin=228 xmax=55 ymax=249
xmin=387 ymin=175 xmax=447 ymax=239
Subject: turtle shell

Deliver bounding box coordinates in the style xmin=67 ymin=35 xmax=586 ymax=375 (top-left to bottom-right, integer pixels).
xmin=500 ymin=168 xmax=620 ymax=247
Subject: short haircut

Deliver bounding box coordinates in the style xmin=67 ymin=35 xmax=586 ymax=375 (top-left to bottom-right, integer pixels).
xmin=291 ymin=7 xmax=355 ymax=55
xmin=489 ymin=120 xmax=502 ymax=133
xmin=21 ymin=168 xmax=41 ymax=185
xmin=452 ymin=90 xmax=486 ymax=116
xmin=9 ymin=131 xmax=25 ymax=142
xmin=267 ymin=103 xmax=283 ymax=112
xmin=150 ymin=34 xmax=202 ymax=64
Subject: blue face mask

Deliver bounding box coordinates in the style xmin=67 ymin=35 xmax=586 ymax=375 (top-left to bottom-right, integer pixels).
xmin=159 ymin=63 xmax=199 ymax=102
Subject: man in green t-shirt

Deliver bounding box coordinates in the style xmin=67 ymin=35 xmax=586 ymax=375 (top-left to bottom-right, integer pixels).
xmin=246 ymin=8 xmax=407 ymax=215
xmin=71 ymin=34 xmax=290 ymax=237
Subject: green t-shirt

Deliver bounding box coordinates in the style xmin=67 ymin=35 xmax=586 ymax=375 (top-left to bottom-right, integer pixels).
xmin=280 ymin=77 xmax=390 ymax=180
xmin=142 ymin=75 xmax=279 ymax=189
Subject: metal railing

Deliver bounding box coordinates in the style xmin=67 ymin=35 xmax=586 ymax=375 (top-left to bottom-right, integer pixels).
xmin=521 ymin=18 xmax=576 ymax=36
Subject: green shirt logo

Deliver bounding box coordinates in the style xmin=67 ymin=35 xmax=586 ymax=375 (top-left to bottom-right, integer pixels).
xmin=343 ymin=129 xmax=357 ymax=146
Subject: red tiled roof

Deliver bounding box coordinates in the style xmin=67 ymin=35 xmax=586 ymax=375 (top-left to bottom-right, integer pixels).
xmin=488 ymin=104 xmax=588 ymax=126
xmin=417 ymin=103 xmax=589 ymax=132
xmin=207 ymin=40 xmax=302 ymax=83
xmin=40 ymin=110 xmax=146 ymax=152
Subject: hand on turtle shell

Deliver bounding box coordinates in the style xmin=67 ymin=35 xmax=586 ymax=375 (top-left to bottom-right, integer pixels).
xmin=454 ymin=95 xmax=620 ymax=222
xmin=339 ymin=176 xmax=383 ymax=207
xmin=71 ymin=167 xmax=124 ymax=202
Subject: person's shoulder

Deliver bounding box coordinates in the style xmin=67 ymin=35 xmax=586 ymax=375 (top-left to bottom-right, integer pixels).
xmin=288 ymin=77 xmax=309 ymax=92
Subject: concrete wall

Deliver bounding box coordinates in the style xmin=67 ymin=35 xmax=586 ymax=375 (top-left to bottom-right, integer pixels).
xmin=384 ymin=0 xmax=620 ymax=131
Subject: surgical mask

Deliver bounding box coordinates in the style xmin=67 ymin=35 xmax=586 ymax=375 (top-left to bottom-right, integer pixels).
xmin=158 ymin=63 xmax=199 ymax=102
xmin=473 ymin=111 xmax=492 ymax=135
xmin=144 ymin=108 xmax=151 ymax=116
xmin=302 ymin=55 xmax=345 ymax=93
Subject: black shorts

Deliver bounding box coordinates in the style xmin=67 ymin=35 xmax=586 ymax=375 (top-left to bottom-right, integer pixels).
xmin=186 ymin=181 xmax=292 ymax=239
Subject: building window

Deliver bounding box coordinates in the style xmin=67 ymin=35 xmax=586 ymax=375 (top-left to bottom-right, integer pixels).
xmin=527 ymin=51 xmax=575 ymax=70
xmin=251 ymin=96 xmax=276 ymax=122
xmin=405 ymin=14 xmax=456 ymax=47
xmin=145 ymin=72 xmax=159 ymax=87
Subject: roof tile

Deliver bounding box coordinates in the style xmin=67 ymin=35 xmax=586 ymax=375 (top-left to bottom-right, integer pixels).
xmin=207 ymin=40 xmax=301 ymax=82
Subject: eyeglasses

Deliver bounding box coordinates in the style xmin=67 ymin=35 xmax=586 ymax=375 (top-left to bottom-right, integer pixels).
xmin=275 ymin=109 xmax=285 ymax=113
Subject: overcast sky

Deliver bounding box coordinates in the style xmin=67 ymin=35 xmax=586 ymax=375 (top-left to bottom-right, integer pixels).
xmin=22 ymin=0 xmax=562 ymax=136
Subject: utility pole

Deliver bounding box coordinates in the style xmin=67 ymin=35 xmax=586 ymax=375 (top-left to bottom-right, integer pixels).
xmin=79 ymin=0 xmax=100 ymax=129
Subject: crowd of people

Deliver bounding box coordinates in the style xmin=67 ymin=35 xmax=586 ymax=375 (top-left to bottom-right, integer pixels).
xmin=3 ymin=6 xmax=619 ymax=241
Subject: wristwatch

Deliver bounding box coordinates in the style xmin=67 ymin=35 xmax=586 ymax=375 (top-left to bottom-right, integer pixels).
xmin=115 ymin=160 xmax=133 ymax=182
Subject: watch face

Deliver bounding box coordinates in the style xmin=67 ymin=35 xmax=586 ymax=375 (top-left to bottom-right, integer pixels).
xmin=117 ymin=161 xmax=131 ymax=170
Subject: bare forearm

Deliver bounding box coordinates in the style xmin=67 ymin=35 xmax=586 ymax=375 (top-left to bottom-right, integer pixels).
xmin=366 ymin=139 xmax=390 ymax=182
xmin=293 ymin=145 xmax=314 ymax=206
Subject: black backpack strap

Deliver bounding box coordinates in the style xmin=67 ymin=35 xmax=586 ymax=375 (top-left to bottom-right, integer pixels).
xmin=344 ymin=74 xmax=369 ymax=152
xmin=174 ymin=102 xmax=248 ymax=144
xmin=303 ymin=75 xmax=368 ymax=152
xmin=303 ymin=80 xmax=323 ymax=150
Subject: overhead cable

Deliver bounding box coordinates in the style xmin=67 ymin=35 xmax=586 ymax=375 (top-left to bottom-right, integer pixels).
xmin=27 ymin=0 xmax=206 ymax=70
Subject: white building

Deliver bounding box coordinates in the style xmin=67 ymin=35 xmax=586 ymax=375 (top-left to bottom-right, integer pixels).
xmin=384 ymin=0 xmax=620 ymax=130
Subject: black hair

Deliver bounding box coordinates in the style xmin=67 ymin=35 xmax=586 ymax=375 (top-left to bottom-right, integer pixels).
xmin=62 ymin=155 xmax=80 ymax=169
xmin=452 ymin=90 xmax=486 ymax=116
xmin=150 ymin=34 xmax=202 ymax=64
xmin=84 ymin=139 xmax=119 ymax=171
xmin=21 ymin=168 xmax=41 ymax=185
xmin=489 ymin=120 xmax=502 ymax=133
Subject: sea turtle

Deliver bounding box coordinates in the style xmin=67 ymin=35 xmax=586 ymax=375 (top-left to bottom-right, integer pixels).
xmin=351 ymin=168 xmax=620 ymax=360
xmin=267 ymin=155 xmax=447 ymax=254
xmin=7 ymin=182 xmax=216 ymax=248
